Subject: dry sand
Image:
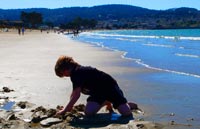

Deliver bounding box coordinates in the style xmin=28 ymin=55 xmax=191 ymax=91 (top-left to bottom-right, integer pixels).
xmin=0 ymin=29 xmax=190 ymax=129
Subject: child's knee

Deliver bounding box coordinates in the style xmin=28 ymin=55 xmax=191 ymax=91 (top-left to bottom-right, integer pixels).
xmin=84 ymin=101 xmax=101 ymax=116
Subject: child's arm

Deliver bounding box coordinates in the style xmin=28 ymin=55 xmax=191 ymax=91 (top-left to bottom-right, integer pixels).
xmin=57 ymin=87 xmax=81 ymax=115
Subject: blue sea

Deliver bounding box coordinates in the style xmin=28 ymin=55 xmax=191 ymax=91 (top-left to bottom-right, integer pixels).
xmin=69 ymin=29 xmax=200 ymax=126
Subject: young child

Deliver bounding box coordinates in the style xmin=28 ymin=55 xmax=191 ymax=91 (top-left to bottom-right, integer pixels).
xmin=55 ymin=55 xmax=138 ymax=116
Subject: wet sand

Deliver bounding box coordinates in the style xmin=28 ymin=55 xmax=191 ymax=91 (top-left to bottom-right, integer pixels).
xmin=0 ymin=30 xmax=196 ymax=129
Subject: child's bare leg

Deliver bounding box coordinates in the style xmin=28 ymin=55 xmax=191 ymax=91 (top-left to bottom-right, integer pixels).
xmin=84 ymin=101 xmax=101 ymax=116
xmin=117 ymin=103 xmax=132 ymax=116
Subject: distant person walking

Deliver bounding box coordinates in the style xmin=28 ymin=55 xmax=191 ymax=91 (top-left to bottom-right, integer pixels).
xmin=22 ymin=27 xmax=25 ymax=35
xmin=18 ymin=28 xmax=21 ymax=35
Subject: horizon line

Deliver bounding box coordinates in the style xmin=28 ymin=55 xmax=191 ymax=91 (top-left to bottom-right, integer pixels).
xmin=0 ymin=4 xmax=199 ymax=11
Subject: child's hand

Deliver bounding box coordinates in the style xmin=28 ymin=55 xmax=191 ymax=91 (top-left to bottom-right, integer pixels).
xmin=55 ymin=106 xmax=72 ymax=116
xmin=55 ymin=106 xmax=66 ymax=116
xmin=56 ymin=109 xmax=66 ymax=116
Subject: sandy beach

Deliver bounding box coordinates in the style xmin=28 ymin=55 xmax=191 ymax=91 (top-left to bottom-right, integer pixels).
xmin=0 ymin=30 xmax=195 ymax=129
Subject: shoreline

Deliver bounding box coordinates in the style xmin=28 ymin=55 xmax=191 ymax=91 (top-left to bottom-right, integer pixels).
xmin=0 ymin=30 xmax=198 ymax=128
xmin=74 ymin=30 xmax=200 ymax=79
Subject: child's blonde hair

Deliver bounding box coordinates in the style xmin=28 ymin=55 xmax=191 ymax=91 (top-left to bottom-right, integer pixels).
xmin=55 ymin=56 xmax=80 ymax=77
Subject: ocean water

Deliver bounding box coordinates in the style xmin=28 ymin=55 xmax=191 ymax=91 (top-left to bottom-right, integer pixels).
xmin=69 ymin=29 xmax=200 ymax=125
xmin=75 ymin=29 xmax=200 ymax=78
xmin=73 ymin=29 xmax=200 ymax=85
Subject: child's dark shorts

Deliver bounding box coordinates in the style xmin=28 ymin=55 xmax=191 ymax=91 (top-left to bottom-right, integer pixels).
xmin=87 ymin=85 xmax=127 ymax=109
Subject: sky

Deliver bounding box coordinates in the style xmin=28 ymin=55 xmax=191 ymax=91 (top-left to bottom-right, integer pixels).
xmin=0 ymin=0 xmax=200 ymax=10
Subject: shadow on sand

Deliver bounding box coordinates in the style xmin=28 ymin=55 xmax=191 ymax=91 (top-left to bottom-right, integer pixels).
xmin=69 ymin=113 xmax=134 ymax=128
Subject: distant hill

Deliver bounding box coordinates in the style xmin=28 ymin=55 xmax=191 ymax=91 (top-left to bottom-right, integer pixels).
xmin=0 ymin=4 xmax=200 ymax=29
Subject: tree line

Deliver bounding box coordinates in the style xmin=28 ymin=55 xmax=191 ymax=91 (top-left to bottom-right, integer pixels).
xmin=60 ymin=17 xmax=97 ymax=30
xmin=20 ymin=11 xmax=43 ymax=28
xmin=19 ymin=12 xmax=97 ymax=30
xmin=1 ymin=5 xmax=200 ymax=30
